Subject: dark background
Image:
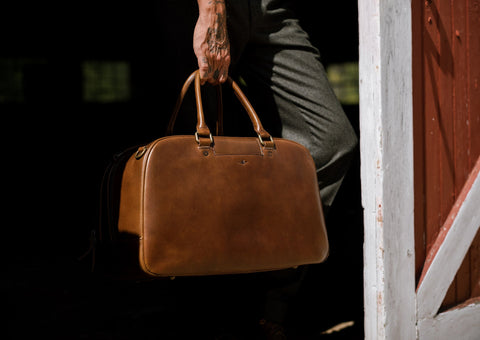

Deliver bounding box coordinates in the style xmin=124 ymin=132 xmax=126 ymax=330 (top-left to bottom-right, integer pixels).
xmin=2 ymin=1 xmax=363 ymax=338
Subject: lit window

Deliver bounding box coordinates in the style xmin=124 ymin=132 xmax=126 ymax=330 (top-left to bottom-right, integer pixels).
xmin=82 ymin=61 xmax=130 ymax=103
xmin=326 ymin=62 xmax=359 ymax=105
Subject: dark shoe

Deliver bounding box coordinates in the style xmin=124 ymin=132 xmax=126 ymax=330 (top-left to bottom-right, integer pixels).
xmin=259 ymin=319 xmax=287 ymax=340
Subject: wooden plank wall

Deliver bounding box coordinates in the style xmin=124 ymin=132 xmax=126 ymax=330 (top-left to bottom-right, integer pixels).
xmin=413 ymin=0 xmax=480 ymax=309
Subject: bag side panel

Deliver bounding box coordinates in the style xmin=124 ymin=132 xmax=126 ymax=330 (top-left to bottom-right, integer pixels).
xmin=115 ymin=146 xmax=148 ymax=276
xmin=118 ymin=149 xmax=146 ymax=237
xmin=100 ymin=147 xmax=138 ymax=242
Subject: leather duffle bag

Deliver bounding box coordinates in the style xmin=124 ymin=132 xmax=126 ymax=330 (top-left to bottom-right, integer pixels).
xmin=106 ymin=70 xmax=328 ymax=277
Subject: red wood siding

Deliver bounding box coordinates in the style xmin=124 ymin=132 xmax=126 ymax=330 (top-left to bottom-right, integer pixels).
xmin=413 ymin=0 xmax=480 ymax=309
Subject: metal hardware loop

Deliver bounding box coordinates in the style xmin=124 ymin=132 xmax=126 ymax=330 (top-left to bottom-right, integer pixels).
xmin=258 ymin=134 xmax=275 ymax=148
xmin=195 ymin=132 xmax=214 ymax=146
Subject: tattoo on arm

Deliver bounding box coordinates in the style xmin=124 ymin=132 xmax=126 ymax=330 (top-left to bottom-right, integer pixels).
xmin=205 ymin=2 xmax=229 ymax=54
xmin=198 ymin=0 xmax=230 ymax=81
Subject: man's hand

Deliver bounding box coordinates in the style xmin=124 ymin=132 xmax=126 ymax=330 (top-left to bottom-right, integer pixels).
xmin=194 ymin=0 xmax=230 ymax=85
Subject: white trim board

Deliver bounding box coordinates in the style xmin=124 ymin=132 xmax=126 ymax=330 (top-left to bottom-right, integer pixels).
xmin=359 ymin=0 xmax=416 ymax=338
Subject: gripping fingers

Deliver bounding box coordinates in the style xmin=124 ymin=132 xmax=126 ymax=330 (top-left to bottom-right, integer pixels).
xmin=198 ymin=55 xmax=229 ymax=85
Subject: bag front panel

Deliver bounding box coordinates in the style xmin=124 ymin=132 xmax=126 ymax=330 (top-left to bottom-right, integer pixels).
xmin=139 ymin=135 xmax=328 ymax=276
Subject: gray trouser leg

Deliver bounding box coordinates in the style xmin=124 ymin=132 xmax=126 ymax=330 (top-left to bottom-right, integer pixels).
xmin=229 ymin=0 xmax=358 ymax=210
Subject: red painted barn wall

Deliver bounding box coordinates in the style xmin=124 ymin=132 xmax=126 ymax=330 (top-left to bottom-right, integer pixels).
xmin=412 ymin=0 xmax=480 ymax=309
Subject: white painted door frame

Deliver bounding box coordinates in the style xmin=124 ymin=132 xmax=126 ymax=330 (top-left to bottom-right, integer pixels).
xmin=359 ymin=0 xmax=417 ymax=338
xmin=358 ymin=1 xmax=480 ymax=339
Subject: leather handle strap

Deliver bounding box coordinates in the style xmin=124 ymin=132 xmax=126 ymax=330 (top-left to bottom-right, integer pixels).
xmin=166 ymin=71 xmax=223 ymax=136
xmin=193 ymin=70 xmax=212 ymax=138
xmin=166 ymin=71 xmax=195 ymax=136
xmin=167 ymin=70 xmax=274 ymax=148
xmin=226 ymin=76 xmax=272 ymax=143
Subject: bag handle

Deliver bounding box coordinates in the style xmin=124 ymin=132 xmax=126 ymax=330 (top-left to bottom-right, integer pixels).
xmin=167 ymin=70 xmax=275 ymax=148
xmin=166 ymin=71 xmax=223 ymax=137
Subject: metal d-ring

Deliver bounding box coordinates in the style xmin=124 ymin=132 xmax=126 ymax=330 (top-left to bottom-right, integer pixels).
xmin=195 ymin=132 xmax=214 ymax=145
xmin=135 ymin=146 xmax=147 ymax=159
xmin=258 ymin=134 xmax=275 ymax=147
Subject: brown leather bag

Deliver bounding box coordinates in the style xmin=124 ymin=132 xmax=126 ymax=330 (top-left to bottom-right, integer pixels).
xmin=117 ymin=70 xmax=328 ymax=277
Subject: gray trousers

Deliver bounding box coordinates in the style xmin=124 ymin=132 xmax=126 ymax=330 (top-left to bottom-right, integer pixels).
xmin=225 ymin=0 xmax=358 ymax=210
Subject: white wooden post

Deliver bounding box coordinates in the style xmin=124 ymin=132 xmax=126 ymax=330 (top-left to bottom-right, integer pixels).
xmin=359 ymin=0 xmax=417 ymax=339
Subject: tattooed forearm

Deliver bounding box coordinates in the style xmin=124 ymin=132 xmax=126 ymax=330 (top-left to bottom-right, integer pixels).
xmin=205 ymin=12 xmax=229 ymax=54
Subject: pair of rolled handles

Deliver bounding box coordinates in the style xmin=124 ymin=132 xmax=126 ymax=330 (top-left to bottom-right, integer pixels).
xmin=166 ymin=70 xmax=275 ymax=148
